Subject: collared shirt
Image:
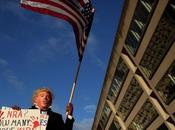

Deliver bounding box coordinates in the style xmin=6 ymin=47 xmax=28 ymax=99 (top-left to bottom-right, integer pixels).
xmin=34 ymin=105 xmax=73 ymax=120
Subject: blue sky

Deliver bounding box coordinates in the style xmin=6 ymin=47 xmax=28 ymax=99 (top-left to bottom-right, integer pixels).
xmin=0 ymin=0 xmax=124 ymax=129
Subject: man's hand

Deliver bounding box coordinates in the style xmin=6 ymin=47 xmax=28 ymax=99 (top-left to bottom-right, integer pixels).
xmin=66 ymin=103 xmax=73 ymax=116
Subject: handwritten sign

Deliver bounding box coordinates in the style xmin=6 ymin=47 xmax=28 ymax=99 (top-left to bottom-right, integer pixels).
xmin=0 ymin=109 xmax=40 ymax=130
xmin=40 ymin=114 xmax=48 ymax=130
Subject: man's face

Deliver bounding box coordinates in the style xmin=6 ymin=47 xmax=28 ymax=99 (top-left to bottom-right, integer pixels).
xmin=34 ymin=91 xmax=52 ymax=110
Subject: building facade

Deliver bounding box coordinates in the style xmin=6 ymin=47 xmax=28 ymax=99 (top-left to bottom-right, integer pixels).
xmin=92 ymin=0 xmax=175 ymax=130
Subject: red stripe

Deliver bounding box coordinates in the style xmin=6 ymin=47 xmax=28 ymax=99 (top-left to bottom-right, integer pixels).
xmin=57 ymin=0 xmax=88 ymax=24
xmin=21 ymin=4 xmax=84 ymax=54
xmin=25 ymin=0 xmax=87 ymax=25
xmin=78 ymin=0 xmax=85 ymax=6
xmin=21 ymin=1 xmax=85 ymax=42
xmin=60 ymin=0 xmax=84 ymax=17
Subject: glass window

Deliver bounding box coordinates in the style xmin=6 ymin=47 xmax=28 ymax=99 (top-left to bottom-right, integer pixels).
xmin=118 ymin=77 xmax=143 ymax=121
xmin=107 ymin=58 xmax=129 ymax=103
xmin=128 ymin=100 xmax=158 ymax=130
xmin=109 ymin=120 xmax=121 ymax=130
xmin=99 ymin=102 xmax=111 ymax=129
xmin=140 ymin=0 xmax=175 ymax=79
xmin=134 ymin=19 xmax=144 ymax=30
xmin=155 ymin=61 xmax=175 ymax=105
xmin=140 ymin=0 xmax=155 ymax=12
xmin=157 ymin=123 xmax=169 ymax=130
xmin=125 ymin=30 xmax=139 ymax=54
xmin=97 ymin=124 xmax=103 ymax=130
xmin=125 ymin=0 xmax=158 ymax=55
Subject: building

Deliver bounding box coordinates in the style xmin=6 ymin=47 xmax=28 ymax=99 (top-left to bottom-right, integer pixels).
xmin=92 ymin=0 xmax=175 ymax=130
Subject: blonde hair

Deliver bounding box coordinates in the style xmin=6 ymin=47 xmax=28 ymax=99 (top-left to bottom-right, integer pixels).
xmin=32 ymin=87 xmax=54 ymax=104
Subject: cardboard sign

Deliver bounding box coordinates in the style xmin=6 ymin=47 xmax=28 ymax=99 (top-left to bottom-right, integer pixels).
xmin=40 ymin=114 xmax=48 ymax=130
xmin=0 ymin=108 xmax=40 ymax=130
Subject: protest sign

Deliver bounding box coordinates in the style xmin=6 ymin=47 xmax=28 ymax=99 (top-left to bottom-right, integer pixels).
xmin=0 ymin=108 xmax=40 ymax=130
xmin=40 ymin=113 xmax=48 ymax=130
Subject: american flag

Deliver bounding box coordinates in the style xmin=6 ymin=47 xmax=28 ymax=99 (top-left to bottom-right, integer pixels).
xmin=20 ymin=0 xmax=95 ymax=61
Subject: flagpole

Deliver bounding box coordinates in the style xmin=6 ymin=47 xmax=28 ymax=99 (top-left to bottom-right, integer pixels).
xmin=68 ymin=60 xmax=82 ymax=103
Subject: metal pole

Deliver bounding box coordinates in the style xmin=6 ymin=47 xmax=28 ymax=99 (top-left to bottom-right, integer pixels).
xmin=68 ymin=60 xmax=82 ymax=103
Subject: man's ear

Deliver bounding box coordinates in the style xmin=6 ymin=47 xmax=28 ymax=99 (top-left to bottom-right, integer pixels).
xmin=33 ymin=97 xmax=37 ymax=104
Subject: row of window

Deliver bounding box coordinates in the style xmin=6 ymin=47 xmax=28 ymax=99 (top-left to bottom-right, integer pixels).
xmin=107 ymin=117 xmax=170 ymax=130
xmin=139 ymin=0 xmax=175 ymax=79
xmin=97 ymin=0 xmax=175 ymax=129
xmin=155 ymin=61 xmax=175 ymax=105
xmin=98 ymin=103 xmax=111 ymax=130
xmin=126 ymin=0 xmax=175 ymax=79
xmin=109 ymin=120 xmax=121 ymax=130
xmin=117 ymin=77 xmax=143 ymax=121
xmin=107 ymin=58 xmax=129 ymax=104
xmin=125 ymin=0 xmax=158 ymax=55
xmin=101 ymin=57 xmax=175 ymax=129
xmin=128 ymin=100 xmax=158 ymax=130
xmin=98 ymin=57 xmax=129 ymax=130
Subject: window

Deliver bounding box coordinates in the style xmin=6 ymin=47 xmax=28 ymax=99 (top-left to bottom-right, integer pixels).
xmin=125 ymin=0 xmax=158 ymax=55
xmin=109 ymin=120 xmax=121 ymax=130
xmin=140 ymin=0 xmax=175 ymax=79
xmin=157 ymin=123 xmax=169 ymax=130
xmin=99 ymin=102 xmax=111 ymax=129
xmin=107 ymin=58 xmax=129 ymax=103
xmin=97 ymin=124 xmax=103 ymax=130
xmin=118 ymin=77 xmax=143 ymax=121
xmin=155 ymin=61 xmax=175 ymax=105
xmin=134 ymin=20 xmax=144 ymax=30
xmin=128 ymin=100 xmax=158 ymax=130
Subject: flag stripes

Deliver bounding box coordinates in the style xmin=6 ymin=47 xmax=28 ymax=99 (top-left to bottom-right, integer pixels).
xmin=21 ymin=0 xmax=95 ymax=61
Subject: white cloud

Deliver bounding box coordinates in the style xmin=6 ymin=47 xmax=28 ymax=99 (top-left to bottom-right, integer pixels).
xmin=3 ymin=70 xmax=24 ymax=88
xmin=0 ymin=34 xmax=15 ymax=43
xmin=54 ymin=20 xmax=70 ymax=30
xmin=27 ymin=35 xmax=75 ymax=63
xmin=84 ymin=104 xmax=96 ymax=113
xmin=87 ymin=34 xmax=98 ymax=52
xmin=74 ymin=118 xmax=94 ymax=130
xmin=0 ymin=58 xmax=24 ymax=88
xmin=92 ymin=54 xmax=106 ymax=70
xmin=0 ymin=58 xmax=9 ymax=67
xmin=86 ymin=34 xmax=106 ymax=70
xmin=71 ymin=104 xmax=96 ymax=130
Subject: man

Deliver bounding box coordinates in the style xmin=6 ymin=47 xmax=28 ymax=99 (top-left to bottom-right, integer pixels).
xmin=13 ymin=87 xmax=74 ymax=130
xmin=31 ymin=87 xmax=74 ymax=130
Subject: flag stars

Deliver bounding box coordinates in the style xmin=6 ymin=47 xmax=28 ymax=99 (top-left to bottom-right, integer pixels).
xmin=81 ymin=2 xmax=94 ymax=21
